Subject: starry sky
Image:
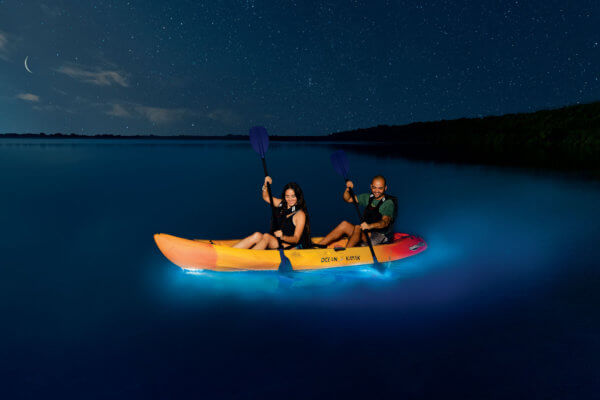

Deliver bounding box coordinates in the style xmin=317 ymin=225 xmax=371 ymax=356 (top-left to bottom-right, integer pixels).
xmin=1 ymin=0 xmax=599 ymax=136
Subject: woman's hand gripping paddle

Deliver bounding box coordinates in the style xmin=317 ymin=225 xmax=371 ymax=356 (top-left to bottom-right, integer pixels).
xmin=330 ymin=150 xmax=384 ymax=272
xmin=249 ymin=126 xmax=292 ymax=273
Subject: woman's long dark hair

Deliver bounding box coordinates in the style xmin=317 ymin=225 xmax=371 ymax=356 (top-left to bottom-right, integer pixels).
xmin=280 ymin=182 xmax=311 ymax=243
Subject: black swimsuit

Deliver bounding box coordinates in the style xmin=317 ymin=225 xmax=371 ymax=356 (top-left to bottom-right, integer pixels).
xmin=274 ymin=205 xmax=311 ymax=249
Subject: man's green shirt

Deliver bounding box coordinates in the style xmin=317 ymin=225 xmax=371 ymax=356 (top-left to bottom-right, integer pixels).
xmin=357 ymin=193 xmax=394 ymax=218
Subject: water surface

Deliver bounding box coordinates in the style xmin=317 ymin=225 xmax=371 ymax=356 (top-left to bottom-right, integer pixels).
xmin=1 ymin=139 xmax=599 ymax=398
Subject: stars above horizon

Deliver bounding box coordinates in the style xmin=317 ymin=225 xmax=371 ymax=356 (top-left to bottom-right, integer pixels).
xmin=0 ymin=0 xmax=599 ymax=135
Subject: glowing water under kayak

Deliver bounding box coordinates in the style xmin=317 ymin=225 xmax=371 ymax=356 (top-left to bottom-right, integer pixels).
xmin=154 ymin=232 xmax=427 ymax=272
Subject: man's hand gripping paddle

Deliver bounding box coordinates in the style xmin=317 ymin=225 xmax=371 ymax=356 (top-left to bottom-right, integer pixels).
xmin=330 ymin=150 xmax=384 ymax=273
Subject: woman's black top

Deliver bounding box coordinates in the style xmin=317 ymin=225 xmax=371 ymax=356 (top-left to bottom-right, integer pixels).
xmin=273 ymin=205 xmax=311 ymax=249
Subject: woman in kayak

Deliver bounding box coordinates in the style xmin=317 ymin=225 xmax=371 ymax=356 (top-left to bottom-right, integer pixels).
xmin=233 ymin=176 xmax=312 ymax=250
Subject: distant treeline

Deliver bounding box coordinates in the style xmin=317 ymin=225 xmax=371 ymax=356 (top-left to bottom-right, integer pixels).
xmin=0 ymin=133 xmax=250 ymax=140
xmin=329 ymin=101 xmax=600 ymax=150
xmin=2 ymin=101 xmax=600 ymax=152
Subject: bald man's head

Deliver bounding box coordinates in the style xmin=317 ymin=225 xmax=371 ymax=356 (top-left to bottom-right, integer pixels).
xmin=370 ymin=175 xmax=387 ymax=199
xmin=372 ymin=175 xmax=386 ymax=186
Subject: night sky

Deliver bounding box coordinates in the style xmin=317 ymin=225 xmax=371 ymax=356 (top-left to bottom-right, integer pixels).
xmin=1 ymin=0 xmax=599 ymax=136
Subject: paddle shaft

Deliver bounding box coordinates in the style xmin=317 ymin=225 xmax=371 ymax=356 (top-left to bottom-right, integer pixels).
xmin=347 ymin=186 xmax=380 ymax=264
xmin=249 ymin=126 xmax=292 ymax=270
xmin=261 ymin=158 xmax=282 ymax=246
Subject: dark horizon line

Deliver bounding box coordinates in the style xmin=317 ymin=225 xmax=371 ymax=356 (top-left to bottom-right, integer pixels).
xmin=1 ymin=99 xmax=598 ymax=140
xmin=0 ymin=132 xmax=340 ymax=141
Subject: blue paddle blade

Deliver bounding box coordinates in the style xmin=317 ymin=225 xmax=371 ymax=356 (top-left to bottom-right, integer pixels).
xmin=330 ymin=150 xmax=350 ymax=179
xmin=277 ymin=249 xmax=294 ymax=274
xmin=249 ymin=126 xmax=269 ymax=157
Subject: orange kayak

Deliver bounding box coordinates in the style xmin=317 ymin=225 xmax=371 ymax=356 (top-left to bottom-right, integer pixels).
xmin=154 ymin=232 xmax=427 ymax=272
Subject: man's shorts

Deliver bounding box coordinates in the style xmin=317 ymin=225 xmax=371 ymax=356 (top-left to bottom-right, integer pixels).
xmin=368 ymin=231 xmax=389 ymax=245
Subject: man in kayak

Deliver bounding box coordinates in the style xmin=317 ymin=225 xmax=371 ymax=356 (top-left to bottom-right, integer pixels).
xmin=316 ymin=175 xmax=395 ymax=248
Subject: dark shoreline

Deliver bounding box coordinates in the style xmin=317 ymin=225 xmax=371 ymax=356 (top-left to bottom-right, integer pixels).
xmin=2 ymin=101 xmax=599 ymax=175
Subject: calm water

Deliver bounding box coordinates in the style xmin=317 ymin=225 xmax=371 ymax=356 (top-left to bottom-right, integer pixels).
xmin=1 ymin=139 xmax=599 ymax=398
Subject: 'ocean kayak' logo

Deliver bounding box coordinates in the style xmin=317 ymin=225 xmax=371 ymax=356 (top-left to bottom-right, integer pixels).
xmin=321 ymin=255 xmax=360 ymax=263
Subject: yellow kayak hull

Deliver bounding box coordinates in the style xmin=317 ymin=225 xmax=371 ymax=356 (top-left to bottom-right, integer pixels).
xmin=154 ymin=232 xmax=427 ymax=272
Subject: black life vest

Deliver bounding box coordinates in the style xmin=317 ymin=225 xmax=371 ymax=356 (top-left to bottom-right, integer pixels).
xmin=361 ymin=194 xmax=397 ymax=241
xmin=272 ymin=204 xmax=311 ymax=249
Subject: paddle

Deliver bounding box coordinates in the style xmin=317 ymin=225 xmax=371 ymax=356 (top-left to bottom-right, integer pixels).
xmin=330 ymin=150 xmax=384 ymax=272
xmin=249 ymin=126 xmax=293 ymax=273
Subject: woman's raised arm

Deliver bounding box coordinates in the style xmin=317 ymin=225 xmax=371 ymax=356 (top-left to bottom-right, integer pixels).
xmin=261 ymin=176 xmax=282 ymax=207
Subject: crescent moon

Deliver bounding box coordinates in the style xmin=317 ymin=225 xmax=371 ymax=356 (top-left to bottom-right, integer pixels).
xmin=24 ymin=56 xmax=33 ymax=74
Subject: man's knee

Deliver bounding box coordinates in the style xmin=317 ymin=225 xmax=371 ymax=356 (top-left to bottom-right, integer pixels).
xmin=352 ymin=224 xmax=363 ymax=235
xmin=338 ymin=220 xmax=353 ymax=229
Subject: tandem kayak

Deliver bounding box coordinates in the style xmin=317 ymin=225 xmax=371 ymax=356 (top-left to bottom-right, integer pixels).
xmin=154 ymin=232 xmax=427 ymax=272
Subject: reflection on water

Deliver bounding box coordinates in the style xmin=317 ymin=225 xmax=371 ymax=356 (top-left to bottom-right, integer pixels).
xmin=168 ymin=263 xmax=392 ymax=296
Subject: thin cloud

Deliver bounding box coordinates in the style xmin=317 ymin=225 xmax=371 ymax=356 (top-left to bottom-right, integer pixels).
xmin=105 ymin=102 xmax=193 ymax=124
xmin=56 ymin=64 xmax=129 ymax=87
xmin=207 ymin=109 xmax=242 ymax=126
xmin=16 ymin=93 xmax=40 ymax=102
xmin=32 ymin=104 xmax=74 ymax=113
xmin=40 ymin=4 xmax=63 ymax=17
xmin=134 ymin=105 xmax=190 ymax=124
xmin=0 ymin=31 xmax=8 ymax=60
xmin=106 ymin=103 xmax=132 ymax=118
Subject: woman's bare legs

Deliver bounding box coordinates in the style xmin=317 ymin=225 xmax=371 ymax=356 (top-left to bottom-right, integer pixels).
xmin=232 ymin=232 xmax=264 ymax=249
xmin=253 ymin=233 xmax=280 ymax=250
